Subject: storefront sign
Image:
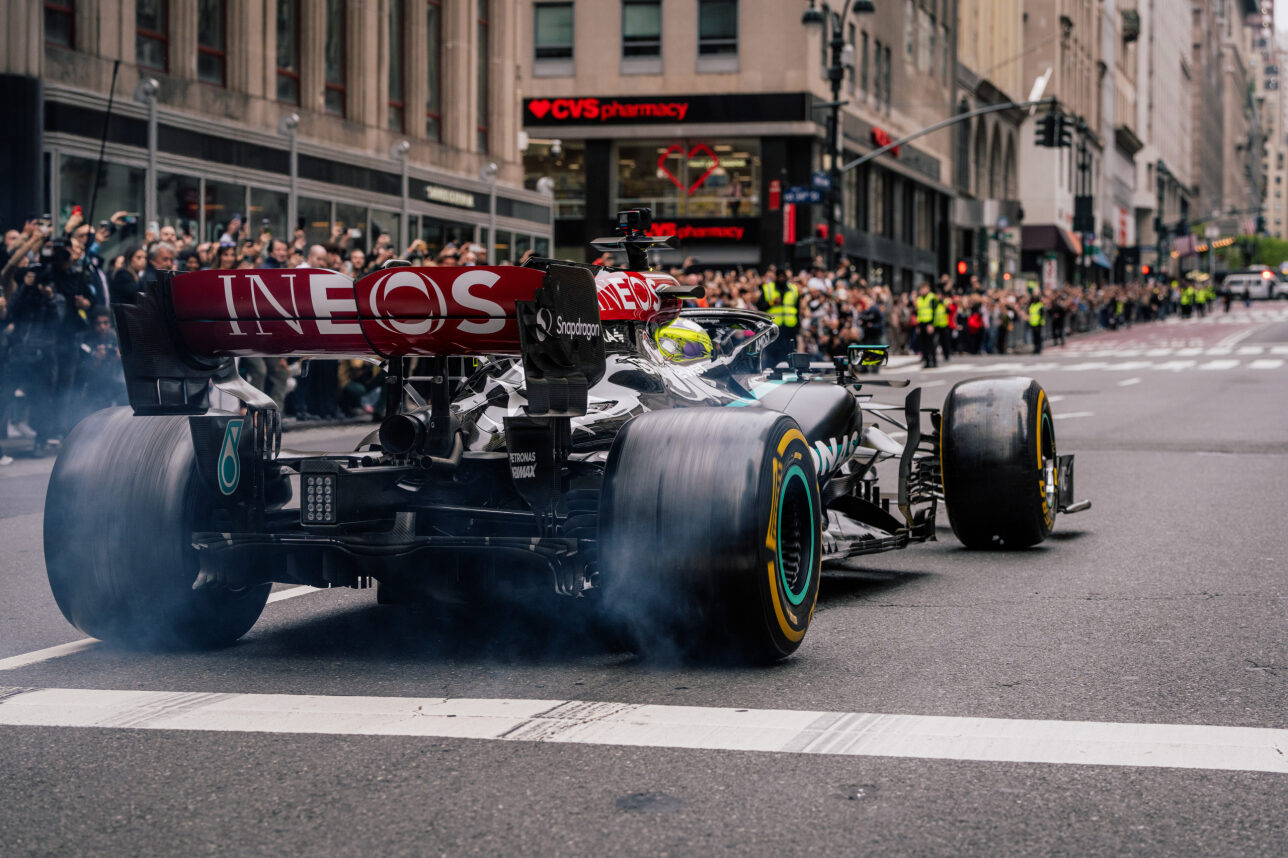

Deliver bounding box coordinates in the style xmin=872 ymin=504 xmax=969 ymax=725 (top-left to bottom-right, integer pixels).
xmin=425 ymin=185 xmax=476 ymax=208
xmin=643 ymin=218 xmax=760 ymax=243
xmin=523 ymin=93 xmax=810 ymax=127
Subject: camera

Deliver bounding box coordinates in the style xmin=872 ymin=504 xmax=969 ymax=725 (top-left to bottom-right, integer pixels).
xmin=617 ymin=208 xmax=652 ymax=234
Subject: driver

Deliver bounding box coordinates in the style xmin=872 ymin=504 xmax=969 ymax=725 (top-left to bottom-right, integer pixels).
xmin=653 ymin=318 xmax=713 ymax=364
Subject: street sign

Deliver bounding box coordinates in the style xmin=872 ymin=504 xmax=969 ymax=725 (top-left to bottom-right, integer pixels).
xmin=782 ymin=203 xmax=796 ymax=244
xmin=768 ymin=179 xmax=781 ymax=211
xmin=811 ymin=171 xmax=831 ymax=190
xmin=783 ymin=186 xmax=822 ymax=204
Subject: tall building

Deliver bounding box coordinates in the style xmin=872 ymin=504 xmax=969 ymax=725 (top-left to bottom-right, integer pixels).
xmin=1261 ymin=30 xmax=1288 ymax=238
xmin=953 ymin=0 xmax=1025 ymax=288
xmin=1019 ymin=0 xmax=1107 ymax=285
xmin=519 ymin=0 xmax=959 ymax=289
xmin=1099 ymin=0 xmax=1142 ymax=281
xmin=4 ymin=1 xmax=552 ymax=265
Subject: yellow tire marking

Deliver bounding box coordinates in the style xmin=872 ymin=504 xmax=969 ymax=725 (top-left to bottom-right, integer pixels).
xmin=768 ymin=562 xmax=806 ymax=642
xmin=768 ymin=427 xmax=812 ymax=642
xmin=777 ymin=427 xmax=807 ymax=457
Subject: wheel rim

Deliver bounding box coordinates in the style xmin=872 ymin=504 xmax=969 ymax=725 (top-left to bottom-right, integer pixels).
xmin=1041 ymin=412 xmax=1057 ymax=514
xmin=777 ymin=464 xmax=815 ymax=606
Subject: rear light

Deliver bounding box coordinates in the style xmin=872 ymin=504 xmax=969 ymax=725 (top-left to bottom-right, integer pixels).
xmin=303 ymin=474 xmax=336 ymax=525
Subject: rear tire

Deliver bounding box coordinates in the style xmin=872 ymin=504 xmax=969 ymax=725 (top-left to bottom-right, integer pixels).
xmin=940 ymin=377 xmax=1057 ymax=549
xmin=44 ymin=407 xmax=269 ymax=649
xmin=599 ymin=408 xmax=821 ymax=662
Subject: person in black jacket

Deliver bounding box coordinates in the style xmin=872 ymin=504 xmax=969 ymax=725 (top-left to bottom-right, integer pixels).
xmin=110 ymin=246 xmax=148 ymax=306
xmin=8 ymin=267 xmax=65 ymax=455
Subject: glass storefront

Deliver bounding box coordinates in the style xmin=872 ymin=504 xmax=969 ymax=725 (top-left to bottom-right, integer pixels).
xmin=419 ymin=216 xmax=474 ymax=257
xmin=523 ymin=139 xmax=585 ymax=219
xmin=369 ymin=210 xmax=400 ymax=249
xmin=158 ymin=172 xmax=201 ymax=238
xmin=298 ymin=196 xmax=332 ymax=245
xmin=616 ymin=138 xmax=760 ymax=217
xmin=249 ymin=188 xmax=288 ymax=242
xmin=204 ymin=179 xmax=247 ymax=242
xmin=58 ymin=155 xmax=147 ymax=264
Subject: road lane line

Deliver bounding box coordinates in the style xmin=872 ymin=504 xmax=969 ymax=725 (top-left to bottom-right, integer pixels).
xmin=1117 ymin=377 xmax=1141 ymax=387
xmin=0 ymin=640 xmax=98 ymax=672
xmin=1198 ymin=359 xmax=1240 ymax=371
xmin=0 ymin=587 xmax=322 ymax=672
xmin=1053 ymin=412 xmax=1094 ymax=420
xmin=1248 ymin=359 xmax=1284 ymax=370
xmin=0 ymin=687 xmax=1285 ymax=774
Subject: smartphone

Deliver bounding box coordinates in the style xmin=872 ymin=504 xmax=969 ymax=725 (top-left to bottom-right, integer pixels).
xmin=72 ymin=205 xmax=83 ymax=218
xmin=348 ymin=228 xmax=362 ymax=239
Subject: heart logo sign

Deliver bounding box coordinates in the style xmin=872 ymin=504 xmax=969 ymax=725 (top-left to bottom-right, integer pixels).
xmin=656 ymin=143 xmax=721 ymax=196
xmin=528 ymin=99 xmax=551 ymax=120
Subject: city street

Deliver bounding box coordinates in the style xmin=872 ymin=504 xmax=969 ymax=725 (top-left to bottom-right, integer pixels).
xmin=1 ymin=304 xmax=1285 ymax=856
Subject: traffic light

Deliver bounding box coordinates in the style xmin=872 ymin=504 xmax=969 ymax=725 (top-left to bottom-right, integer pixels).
xmin=1256 ymin=215 xmax=1267 ymax=234
xmin=1141 ymin=264 xmax=1151 ymax=276
xmin=1056 ymin=115 xmax=1073 ymax=148
xmin=955 ymin=259 xmax=971 ymax=291
xmin=1035 ymin=114 xmax=1056 ymax=147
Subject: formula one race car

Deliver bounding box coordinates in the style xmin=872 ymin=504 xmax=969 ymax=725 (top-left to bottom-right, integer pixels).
xmin=45 ymin=210 xmax=1089 ymax=661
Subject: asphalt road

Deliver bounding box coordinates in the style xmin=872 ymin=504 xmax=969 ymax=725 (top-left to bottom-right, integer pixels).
xmin=2 ymin=304 xmax=1287 ymax=856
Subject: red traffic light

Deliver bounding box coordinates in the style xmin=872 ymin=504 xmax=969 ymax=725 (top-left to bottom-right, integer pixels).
xmin=1141 ymin=264 xmax=1151 ymax=275
xmin=956 ymin=260 xmax=968 ymax=275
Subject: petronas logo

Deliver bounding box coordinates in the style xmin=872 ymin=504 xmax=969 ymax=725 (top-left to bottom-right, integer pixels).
xmin=217 ymin=419 xmax=245 ymax=496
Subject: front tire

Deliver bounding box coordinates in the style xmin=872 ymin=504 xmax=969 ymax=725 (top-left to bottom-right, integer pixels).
xmin=599 ymin=408 xmax=821 ymax=662
xmin=940 ymin=377 xmax=1057 ymax=549
xmin=44 ymin=408 xmax=269 ymax=649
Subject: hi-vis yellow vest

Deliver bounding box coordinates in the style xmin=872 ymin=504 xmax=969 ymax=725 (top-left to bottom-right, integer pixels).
xmin=1029 ymin=302 xmax=1043 ymax=327
xmin=763 ymin=282 xmax=800 ymax=327
xmin=915 ymin=293 xmax=935 ymax=323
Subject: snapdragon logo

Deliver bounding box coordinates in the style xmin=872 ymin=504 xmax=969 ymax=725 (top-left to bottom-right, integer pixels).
xmin=556 ymin=315 xmax=600 ymax=339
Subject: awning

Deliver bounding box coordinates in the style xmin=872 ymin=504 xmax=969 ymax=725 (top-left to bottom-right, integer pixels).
xmin=1021 ymin=225 xmax=1082 ymax=256
xmin=1091 ymin=251 xmax=1112 ymax=269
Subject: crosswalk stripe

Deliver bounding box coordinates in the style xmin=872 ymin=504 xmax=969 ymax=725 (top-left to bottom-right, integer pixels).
xmin=0 ymin=686 xmax=1284 ymax=774
xmin=1248 ymin=359 xmax=1285 ymax=370
xmin=1198 ymin=360 xmax=1240 ymax=371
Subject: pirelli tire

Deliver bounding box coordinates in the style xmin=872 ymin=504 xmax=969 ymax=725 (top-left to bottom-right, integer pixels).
xmin=44 ymin=407 xmax=270 ymax=649
xmin=940 ymin=377 xmax=1058 ymax=549
xmin=599 ymin=407 xmax=822 ymax=663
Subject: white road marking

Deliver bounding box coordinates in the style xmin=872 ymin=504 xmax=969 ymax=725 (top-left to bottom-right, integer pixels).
xmin=1248 ymin=359 xmax=1285 ymax=370
xmin=1271 ymin=345 xmax=1288 ymax=355
xmin=0 ymin=687 xmax=1284 ymax=774
xmin=1053 ymin=411 xmax=1094 ymax=420
xmin=1154 ymin=360 xmax=1197 ymax=371
xmin=0 ymin=586 xmax=322 ymax=672
xmin=1176 ymin=348 xmax=1204 ymax=356
xmin=1117 ymin=377 xmax=1141 ymax=387
xmin=1046 ymin=395 xmax=1065 ymax=403
xmin=1060 ymin=362 xmax=1110 ymax=371
xmin=1217 ymin=328 xmax=1257 ymax=350
xmin=1104 ymin=361 xmax=1153 ymax=372
xmin=1237 ymin=346 xmax=1265 ymax=355
xmin=1198 ymin=359 xmax=1240 ymax=371
xmin=0 ymin=640 xmax=98 ymax=672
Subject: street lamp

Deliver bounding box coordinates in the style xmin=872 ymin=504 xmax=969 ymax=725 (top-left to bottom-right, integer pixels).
xmin=133 ymin=78 xmax=159 ymax=233
xmin=391 ymin=140 xmax=411 ymax=253
xmin=801 ymin=0 xmax=874 ymax=269
xmin=277 ymin=113 xmax=300 ymax=242
xmin=480 ymin=160 xmax=499 ymax=265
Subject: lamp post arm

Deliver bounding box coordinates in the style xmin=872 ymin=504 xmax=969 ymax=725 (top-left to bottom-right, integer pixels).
xmin=839 ymin=97 xmax=1057 ymax=174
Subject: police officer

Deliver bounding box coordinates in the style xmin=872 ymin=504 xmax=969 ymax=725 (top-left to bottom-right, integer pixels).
xmin=933 ymin=290 xmax=953 ymax=363
xmin=1180 ymin=281 xmax=1195 ymax=319
xmin=1028 ymin=294 xmax=1046 ymax=355
xmin=914 ymin=282 xmax=937 ymax=368
xmin=760 ymin=269 xmax=800 ymax=369
xmin=1194 ymin=280 xmax=1208 ymax=318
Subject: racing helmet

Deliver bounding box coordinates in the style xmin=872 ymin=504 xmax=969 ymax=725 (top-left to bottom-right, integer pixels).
xmin=653 ymin=318 xmax=713 ymax=364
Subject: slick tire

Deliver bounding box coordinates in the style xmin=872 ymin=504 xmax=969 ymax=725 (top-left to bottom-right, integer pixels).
xmin=940 ymin=377 xmax=1058 ymax=549
xmin=45 ymin=407 xmax=269 ymax=649
xmin=599 ymin=408 xmax=822 ymax=663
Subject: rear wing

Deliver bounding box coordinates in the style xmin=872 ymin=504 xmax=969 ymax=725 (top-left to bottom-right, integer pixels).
xmin=114 ymin=263 xmax=605 ymax=416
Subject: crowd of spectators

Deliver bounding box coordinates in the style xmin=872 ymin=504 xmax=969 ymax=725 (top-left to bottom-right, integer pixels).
xmin=0 ymin=208 xmax=502 ymax=464
xmin=0 ymin=207 xmax=1251 ymax=466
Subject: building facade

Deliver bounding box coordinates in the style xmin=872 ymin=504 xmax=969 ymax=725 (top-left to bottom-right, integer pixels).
xmin=6 ymin=0 xmax=552 ymax=265
xmin=1261 ymin=30 xmax=1288 ymax=239
xmin=518 ymin=0 xmax=958 ymax=290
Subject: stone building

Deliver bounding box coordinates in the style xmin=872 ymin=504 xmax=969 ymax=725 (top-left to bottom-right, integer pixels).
xmin=518 ymin=0 xmax=959 ymax=289
xmin=4 ymin=0 xmax=552 ymax=264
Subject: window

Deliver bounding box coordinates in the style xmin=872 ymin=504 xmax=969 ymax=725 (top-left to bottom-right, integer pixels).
xmin=917 ymin=9 xmax=931 ymax=74
xmin=904 ymin=0 xmax=915 ymax=63
xmin=941 ymin=23 xmax=949 ymax=84
xmin=883 ymin=45 xmax=892 ymax=111
xmin=136 ymin=0 xmax=168 ymax=72
xmin=276 ymin=0 xmax=300 ymax=104
xmin=846 ymin=22 xmax=856 ymax=91
xmin=622 ymin=0 xmax=661 ymax=58
xmin=44 ymin=1 xmax=74 ymax=48
xmin=615 ymin=138 xmax=762 ymax=218
xmin=388 ymin=0 xmax=405 ymax=129
xmin=698 ymin=0 xmax=737 ymax=56
xmin=535 ymin=2 xmax=574 ymax=60
xmin=927 ymin=13 xmax=936 ymax=77
xmin=426 ymin=0 xmax=442 ymax=139
xmin=477 ymin=0 xmax=489 ymax=152
xmin=522 ymin=139 xmax=586 ymax=219
xmin=324 ymin=0 xmax=346 ymax=116
xmin=873 ymin=39 xmax=882 ymax=102
xmin=197 ymin=0 xmax=226 ymax=86
xmin=860 ymin=31 xmax=869 ymax=93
